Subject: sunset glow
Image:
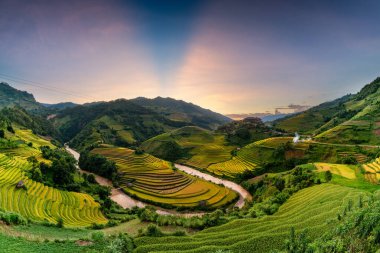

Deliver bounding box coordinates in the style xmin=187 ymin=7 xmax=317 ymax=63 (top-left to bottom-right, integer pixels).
xmin=1 ymin=0 xmax=380 ymax=113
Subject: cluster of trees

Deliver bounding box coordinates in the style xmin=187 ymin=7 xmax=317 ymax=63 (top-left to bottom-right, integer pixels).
xmin=0 ymin=208 xmax=27 ymax=225
xmin=27 ymin=146 xmax=78 ymax=190
xmin=79 ymin=152 xmax=118 ymax=182
xmin=245 ymin=167 xmax=317 ymax=218
xmin=217 ymin=117 xmax=279 ymax=146
xmin=137 ymin=207 xmax=228 ymax=230
xmin=0 ymin=123 xmax=15 ymax=139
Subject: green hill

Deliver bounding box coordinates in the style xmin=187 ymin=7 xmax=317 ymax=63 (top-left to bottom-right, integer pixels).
xmin=134 ymin=184 xmax=365 ymax=253
xmin=0 ymin=82 xmax=45 ymax=113
xmin=130 ymin=97 xmax=232 ymax=130
xmin=0 ymin=125 xmax=107 ymax=227
xmin=216 ymin=117 xmax=281 ymax=146
xmin=52 ymin=99 xmax=190 ymax=151
xmin=53 ymin=98 xmax=232 ymax=152
xmin=273 ymin=77 xmax=380 ymax=145
xmin=141 ymin=126 xmax=236 ymax=169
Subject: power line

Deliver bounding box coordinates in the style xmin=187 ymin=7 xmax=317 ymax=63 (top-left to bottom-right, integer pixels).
xmin=0 ymin=73 xmax=97 ymax=101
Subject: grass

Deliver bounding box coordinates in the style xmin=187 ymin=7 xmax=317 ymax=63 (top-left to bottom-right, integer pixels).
xmin=0 ymin=233 xmax=96 ymax=253
xmin=134 ymin=184 xmax=366 ymax=253
xmin=0 ymin=218 xmax=191 ymax=242
xmin=92 ymin=146 xmax=238 ymax=209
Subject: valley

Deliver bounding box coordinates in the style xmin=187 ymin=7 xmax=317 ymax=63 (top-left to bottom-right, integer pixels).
xmin=2 ymin=1 xmax=380 ymax=252
xmin=1 ymin=78 xmax=380 ymax=252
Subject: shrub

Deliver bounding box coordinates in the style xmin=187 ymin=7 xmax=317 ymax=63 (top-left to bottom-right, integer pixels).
xmin=134 ymin=148 xmax=145 ymax=155
xmin=91 ymin=231 xmax=105 ymax=242
xmin=0 ymin=210 xmax=27 ymax=225
xmin=91 ymin=223 xmax=106 ymax=230
xmin=145 ymin=225 xmax=164 ymax=237
xmin=7 ymin=125 xmax=14 ymax=133
xmin=172 ymin=230 xmax=186 ymax=236
xmin=0 ymin=129 xmax=4 ymax=138
xmin=325 ymin=171 xmax=332 ymax=182
xmin=106 ymin=233 xmax=134 ymax=253
xmin=56 ymin=217 xmax=64 ymax=228
xmin=87 ymin=173 xmax=96 ymax=184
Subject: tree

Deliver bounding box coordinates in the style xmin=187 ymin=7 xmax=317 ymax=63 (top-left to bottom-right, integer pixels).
xmin=56 ymin=217 xmax=64 ymax=228
xmin=6 ymin=125 xmax=14 ymax=133
xmin=0 ymin=129 xmax=4 ymax=138
xmin=284 ymin=228 xmax=312 ymax=253
xmin=30 ymin=167 xmax=42 ymax=182
xmin=51 ymin=158 xmax=75 ymax=186
xmin=325 ymin=170 xmax=332 ymax=182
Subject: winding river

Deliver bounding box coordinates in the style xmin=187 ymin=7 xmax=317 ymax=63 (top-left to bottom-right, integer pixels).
xmin=65 ymin=145 xmax=252 ymax=217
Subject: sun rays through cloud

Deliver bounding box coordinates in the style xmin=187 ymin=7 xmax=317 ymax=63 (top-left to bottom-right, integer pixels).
xmin=1 ymin=0 xmax=380 ymax=113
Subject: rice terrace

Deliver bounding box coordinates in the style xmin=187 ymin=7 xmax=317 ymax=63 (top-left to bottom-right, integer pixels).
xmin=1 ymin=1 xmax=380 ymax=252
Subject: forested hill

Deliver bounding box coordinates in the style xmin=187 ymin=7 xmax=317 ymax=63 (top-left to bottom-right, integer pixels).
xmin=273 ymin=77 xmax=380 ymax=144
xmin=51 ymin=97 xmax=233 ymax=151
xmin=0 ymin=82 xmax=233 ymax=150
xmin=130 ymin=97 xmax=232 ymax=130
xmin=0 ymin=82 xmax=45 ymax=113
xmin=51 ymin=99 xmax=191 ymax=151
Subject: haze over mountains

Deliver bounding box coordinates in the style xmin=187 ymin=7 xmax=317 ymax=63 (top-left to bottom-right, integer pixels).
xmin=3 ymin=76 xmax=380 ymax=149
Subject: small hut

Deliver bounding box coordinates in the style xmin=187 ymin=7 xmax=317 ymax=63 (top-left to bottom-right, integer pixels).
xmin=16 ymin=180 xmax=25 ymax=188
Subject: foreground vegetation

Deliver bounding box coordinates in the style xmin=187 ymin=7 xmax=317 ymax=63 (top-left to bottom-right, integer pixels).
xmin=134 ymin=184 xmax=365 ymax=252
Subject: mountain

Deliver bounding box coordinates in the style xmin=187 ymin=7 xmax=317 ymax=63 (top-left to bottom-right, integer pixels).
xmin=273 ymin=77 xmax=380 ymax=144
xmin=261 ymin=113 xmax=290 ymax=122
xmin=42 ymin=102 xmax=78 ymax=110
xmin=52 ymin=99 xmax=191 ymax=151
xmin=0 ymin=106 xmax=58 ymax=138
xmin=0 ymin=83 xmax=233 ymax=150
xmin=0 ymin=82 xmax=45 ymax=113
xmin=140 ymin=126 xmax=235 ymax=167
xmin=130 ymin=97 xmax=232 ymax=130
xmin=216 ymin=117 xmax=282 ymax=146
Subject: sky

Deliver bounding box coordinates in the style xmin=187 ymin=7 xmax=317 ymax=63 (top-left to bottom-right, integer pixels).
xmin=1 ymin=0 xmax=380 ymax=114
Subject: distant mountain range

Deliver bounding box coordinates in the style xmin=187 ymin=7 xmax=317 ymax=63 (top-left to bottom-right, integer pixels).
xmin=52 ymin=97 xmax=231 ymax=151
xmin=226 ymin=112 xmax=291 ymax=122
xmin=0 ymin=82 xmax=232 ymax=150
xmin=42 ymin=102 xmax=78 ymax=110
xmin=4 ymin=76 xmax=380 ymax=148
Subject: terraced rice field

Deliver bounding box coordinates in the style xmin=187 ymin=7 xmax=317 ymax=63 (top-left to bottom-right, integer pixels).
xmin=253 ymin=137 xmax=293 ymax=148
xmin=13 ymin=129 xmax=54 ymax=148
xmin=205 ymin=137 xmax=290 ymax=177
xmin=134 ymin=184 xmax=365 ymax=253
xmin=207 ymin=154 xmax=260 ymax=178
xmin=338 ymin=151 xmax=368 ymax=163
xmin=91 ymin=147 xmax=238 ymax=209
xmin=314 ymin=162 xmax=356 ymax=179
xmin=142 ymin=127 xmax=235 ymax=169
xmin=0 ymin=154 xmax=107 ymax=227
xmin=362 ymin=157 xmax=380 ymax=184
